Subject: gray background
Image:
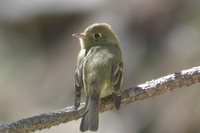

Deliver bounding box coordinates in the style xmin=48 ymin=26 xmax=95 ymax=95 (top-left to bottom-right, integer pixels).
xmin=0 ymin=0 xmax=200 ymax=133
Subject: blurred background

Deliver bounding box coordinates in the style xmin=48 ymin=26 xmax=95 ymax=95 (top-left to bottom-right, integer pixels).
xmin=0 ymin=0 xmax=200 ymax=133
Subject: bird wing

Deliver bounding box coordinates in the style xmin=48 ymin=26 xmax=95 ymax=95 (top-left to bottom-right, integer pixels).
xmin=112 ymin=61 xmax=123 ymax=110
xmin=74 ymin=50 xmax=85 ymax=110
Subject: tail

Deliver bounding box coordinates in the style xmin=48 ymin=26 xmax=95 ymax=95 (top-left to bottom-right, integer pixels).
xmin=80 ymin=96 xmax=99 ymax=132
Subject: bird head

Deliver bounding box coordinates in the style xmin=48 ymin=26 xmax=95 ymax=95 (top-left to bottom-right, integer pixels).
xmin=72 ymin=23 xmax=120 ymax=49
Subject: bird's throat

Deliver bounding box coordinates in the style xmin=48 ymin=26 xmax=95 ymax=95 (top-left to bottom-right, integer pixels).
xmin=79 ymin=39 xmax=85 ymax=49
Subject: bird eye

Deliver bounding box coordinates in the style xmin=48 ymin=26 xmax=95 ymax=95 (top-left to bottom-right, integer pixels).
xmin=93 ymin=33 xmax=101 ymax=39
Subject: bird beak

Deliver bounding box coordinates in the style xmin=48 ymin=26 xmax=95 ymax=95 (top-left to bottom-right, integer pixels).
xmin=72 ymin=33 xmax=87 ymax=39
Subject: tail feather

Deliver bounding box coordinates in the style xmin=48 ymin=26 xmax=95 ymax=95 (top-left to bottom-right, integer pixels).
xmin=80 ymin=96 xmax=99 ymax=132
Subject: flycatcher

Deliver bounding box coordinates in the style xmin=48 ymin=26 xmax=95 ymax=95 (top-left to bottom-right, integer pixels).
xmin=72 ymin=23 xmax=123 ymax=132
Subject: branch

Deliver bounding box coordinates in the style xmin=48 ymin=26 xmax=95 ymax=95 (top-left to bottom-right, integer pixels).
xmin=1 ymin=66 xmax=200 ymax=133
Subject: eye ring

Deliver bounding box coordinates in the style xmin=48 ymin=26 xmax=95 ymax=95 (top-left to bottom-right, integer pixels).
xmin=93 ymin=33 xmax=101 ymax=39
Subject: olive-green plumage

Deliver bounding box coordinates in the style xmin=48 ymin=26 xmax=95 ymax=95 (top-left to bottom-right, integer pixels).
xmin=73 ymin=23 xmax=123 ymax=132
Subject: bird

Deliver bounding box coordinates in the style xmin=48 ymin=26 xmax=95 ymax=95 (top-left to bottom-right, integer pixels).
xmin=72 ymin=23 xmax=123 ymax=132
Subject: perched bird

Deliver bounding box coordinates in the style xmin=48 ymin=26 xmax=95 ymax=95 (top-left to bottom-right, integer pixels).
xmin=72 ymin=23 xmax=123 ymax=132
